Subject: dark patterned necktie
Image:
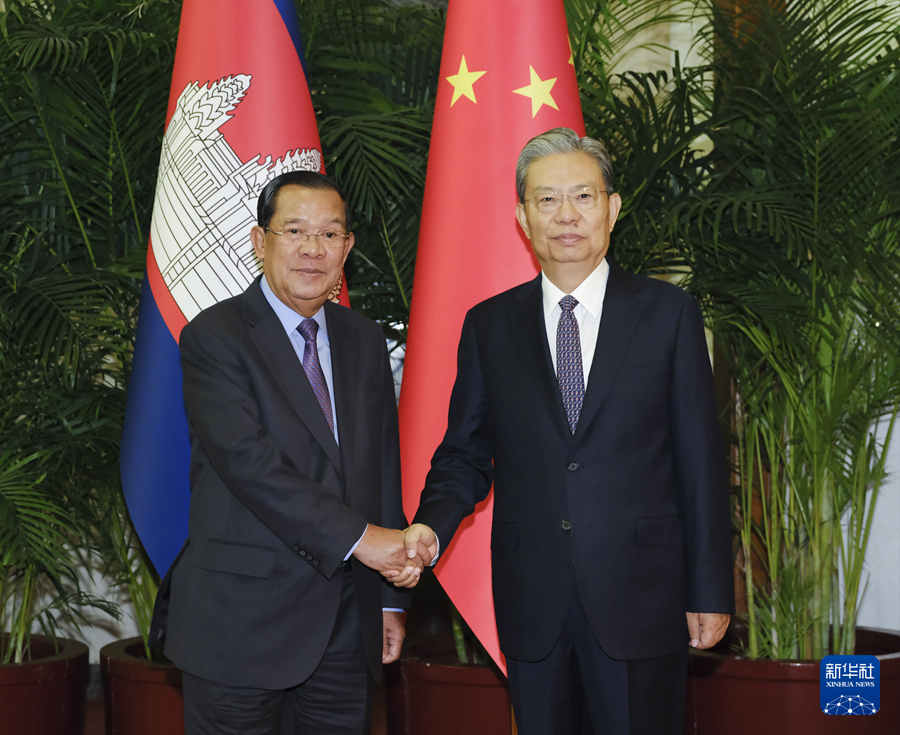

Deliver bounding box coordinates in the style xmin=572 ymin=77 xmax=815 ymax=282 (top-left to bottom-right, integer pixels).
xmin=557 ymin=295 xmax=584 ymax=434
xmin=298 ymin=319 xmax=334 ymax=434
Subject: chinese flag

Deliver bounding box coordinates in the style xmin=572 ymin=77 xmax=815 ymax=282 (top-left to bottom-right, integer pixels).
xmin=399 ymin=0 xmax=585 ymax=672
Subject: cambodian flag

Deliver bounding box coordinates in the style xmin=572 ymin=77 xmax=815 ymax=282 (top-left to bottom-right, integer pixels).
xmin=120 ymin=0 xmax=339 ymax=575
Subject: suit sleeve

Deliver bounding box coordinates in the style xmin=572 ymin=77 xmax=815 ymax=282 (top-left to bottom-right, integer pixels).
xmin=669 ymin=296 xmax=735 ymax=613
xmin=412 ymin=311 xmax=496 ymax=551
xmin=180 ymin=319 xmax=368 ymax=579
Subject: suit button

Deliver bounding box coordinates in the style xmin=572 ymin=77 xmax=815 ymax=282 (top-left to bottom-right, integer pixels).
xmin=313 ymin=559 xmax=320 ymax=566
xmin=568 ymin=462 xmax=579 ymax=471
xmin=561 ymin=520 xmax=571 ymax=531
xmin=292 ymin=545 xmax=300 ymax=552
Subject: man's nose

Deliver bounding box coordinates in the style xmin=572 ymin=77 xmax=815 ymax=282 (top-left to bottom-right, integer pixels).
xmin=556 ymin=195 xmax=580 ymax=220
xmin=298 ymin=234 xmax=325 ymax=255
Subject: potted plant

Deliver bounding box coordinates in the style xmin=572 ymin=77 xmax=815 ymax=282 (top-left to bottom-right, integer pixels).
xmin=571 ymin=0 xmax=900 ymax=730
xmin=676 ymin=2 xmax=900 ymax=731
xmin=0 ymin=4 xmax=187 ymax=731
xmin=585 ymin=0 xmax=900 ymax=730
xmin=0 ymin=245 xmax=132 ymax=732
xmin=385 ymin=573 xmax=515 ymax=735
xmin=1 ymin=3 xmax=170 ymax=730
xmin=98 ymin=496 xmax=184 ymax=735
xmin=0 ymin=448 xmax=94 ymax=735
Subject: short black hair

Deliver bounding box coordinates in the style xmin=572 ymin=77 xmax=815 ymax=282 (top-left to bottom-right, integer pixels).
xmin=256 ymin=171 xmax=351 ymax=230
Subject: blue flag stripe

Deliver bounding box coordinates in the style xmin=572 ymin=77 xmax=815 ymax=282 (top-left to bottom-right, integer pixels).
xmin=120 ymin=277 xmax=192 ymax=575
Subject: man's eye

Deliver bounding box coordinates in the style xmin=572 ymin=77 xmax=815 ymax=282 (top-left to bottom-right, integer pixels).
xmin=576 ymin=192 xmax=593 ymax=200
xmin=539 ymin=195 xmax=557 ymax=203
xmin=322 ymin=231 xmax=338 ymax=240
xmin=287 ymin=228 xmax=302 ymax=235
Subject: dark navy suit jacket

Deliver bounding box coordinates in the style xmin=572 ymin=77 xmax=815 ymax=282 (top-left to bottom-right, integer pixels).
xmin=160 ymin=277 xmax=407 ymax=689
xmin=414 ymin=261 xmax=734 ymax=662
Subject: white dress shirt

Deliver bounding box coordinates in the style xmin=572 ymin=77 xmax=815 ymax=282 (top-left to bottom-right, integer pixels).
xmin=541 ymin=258 xmax=610 ymax=387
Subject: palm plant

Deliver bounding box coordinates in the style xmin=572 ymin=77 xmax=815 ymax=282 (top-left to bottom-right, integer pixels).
xmin=658 ymin=0 xmax=900 ymax=658
xmin=567 ymin=0 xmax=713 ymax=276
xmin=570 ymin=0 xmax=900 ymax=660
xmin=1 ymin=0 xmax=177 ymax=656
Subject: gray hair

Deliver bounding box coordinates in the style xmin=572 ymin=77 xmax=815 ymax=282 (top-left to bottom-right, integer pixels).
xmin=515 ymin=127 xmax=615 ymax=203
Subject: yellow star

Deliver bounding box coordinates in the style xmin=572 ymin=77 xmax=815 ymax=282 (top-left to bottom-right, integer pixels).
xmin=568 ymin=37 xmax=574 ymax=66
xmin=513 ymin=66 xmax=559 ymax=117
xmin=446 ymin=56 xmax=486 ymax=106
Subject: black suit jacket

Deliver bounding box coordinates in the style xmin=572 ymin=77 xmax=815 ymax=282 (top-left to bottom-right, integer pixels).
xmin=160 ymin=277 xmax=407 ymax=690
xmin=413 ymin=262 xmax=734 ymax=662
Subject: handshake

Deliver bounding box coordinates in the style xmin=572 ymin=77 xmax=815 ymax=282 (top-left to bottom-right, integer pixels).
xmin=351 ymin=523 xmax=438 ymax=589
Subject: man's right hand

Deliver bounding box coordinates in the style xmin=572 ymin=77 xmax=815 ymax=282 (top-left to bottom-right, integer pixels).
xmin=384 ymin=524 xmax=439 ymax=589
xmin=352 ymin=525 xmax=421 ymax=575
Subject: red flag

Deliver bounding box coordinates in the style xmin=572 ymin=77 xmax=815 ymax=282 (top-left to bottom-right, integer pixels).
xmin=146 ymin=0 xmax=348 ymax=344
xmin=399 ymin=0 xmax=584 ymax=672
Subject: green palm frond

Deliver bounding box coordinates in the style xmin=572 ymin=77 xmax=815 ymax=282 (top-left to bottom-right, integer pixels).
xmin=320 ymin=112 xmax=430 ymax=219
xmin=1 ymin=0 xmax=177 ymax=268
xmin=0 ymin=450 xmax=78 ymax=663
xmin=1 ymin=264 xmax=136 ymax=384
xmin=298 ymin=0 xmax=443 ymax=334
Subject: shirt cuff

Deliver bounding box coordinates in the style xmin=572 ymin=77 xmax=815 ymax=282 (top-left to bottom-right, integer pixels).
xmin=345 ymin=524 xmax=367 ymax=561
xmin=430 ymin=535 xmax=440 ymax=566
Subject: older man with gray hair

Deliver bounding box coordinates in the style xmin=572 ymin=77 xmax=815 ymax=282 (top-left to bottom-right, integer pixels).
xmin=403 ymin=127 xmax=734 ymax=734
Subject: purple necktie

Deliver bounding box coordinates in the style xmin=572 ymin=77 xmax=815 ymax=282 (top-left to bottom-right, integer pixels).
xmin=557 ymin=295 xmax=584 ymax=434
xmin=298 ymin=319 xmax=334 ymax=434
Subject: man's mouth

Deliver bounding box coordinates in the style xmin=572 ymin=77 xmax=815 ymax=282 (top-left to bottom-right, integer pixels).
xmin=553 ymin=233 xmax=582 ymax=244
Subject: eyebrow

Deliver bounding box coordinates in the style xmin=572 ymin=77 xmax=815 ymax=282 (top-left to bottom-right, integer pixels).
xmin=279 ymin=216 xmax=344 ymax=227
xmin=532 ymin=184 xmax=596 ymax=192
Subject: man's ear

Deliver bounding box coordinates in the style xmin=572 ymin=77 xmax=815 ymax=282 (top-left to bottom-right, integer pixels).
xmin=250 ymin=225 xmax=266 ymax=263
xmin=516 ymin=203 xmax=530 ymax=239
xmin=607 ymin=193 xmax=623 ymax=232
xmin=341 ymin=232 xmax=355 ymax=265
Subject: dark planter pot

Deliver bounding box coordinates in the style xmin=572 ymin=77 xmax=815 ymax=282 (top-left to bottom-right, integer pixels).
xmin=686 ymin=624 xmax=900 ymax=734
xmin=0 ymin=633 xmax=89 ymax=735
xmin=386 ymin=637 xmax=512 ymax=735
xmin=100 ymin=637 xmax=184 ymax=735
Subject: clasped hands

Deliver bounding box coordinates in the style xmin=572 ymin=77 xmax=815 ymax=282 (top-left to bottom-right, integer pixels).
xmin=351 ymin=523 xmax=437 ymax=589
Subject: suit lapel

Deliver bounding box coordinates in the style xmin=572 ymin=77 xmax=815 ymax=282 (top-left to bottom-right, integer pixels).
xmin=324 ymin=303 xmax=358 ymax=495
xmin=573 ymin=262 xmax=643 ymax=443
xmin=509 ymin=276 xmax=573 ymax=443
xmin=243 ymin=282 xmax=343 ymax=475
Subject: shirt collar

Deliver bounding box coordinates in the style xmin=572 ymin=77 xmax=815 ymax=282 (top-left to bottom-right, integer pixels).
xmin=541 ymin=258 xmax=609 ymax=317
xmin=260 ymin=276 xmax=329 ymax=343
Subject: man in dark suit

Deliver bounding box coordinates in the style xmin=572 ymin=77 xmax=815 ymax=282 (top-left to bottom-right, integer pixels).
xmin=157 ymin=171 xmax=418 ymax=735
xmin=402 ymin=128 xmax=734 ymax=734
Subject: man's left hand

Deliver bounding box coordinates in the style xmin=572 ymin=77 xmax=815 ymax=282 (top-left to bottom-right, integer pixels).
xmin=382 ymin=611 xmax=406 ymax=663
xmin=686 ymin=612 xmax=730 ymax=649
